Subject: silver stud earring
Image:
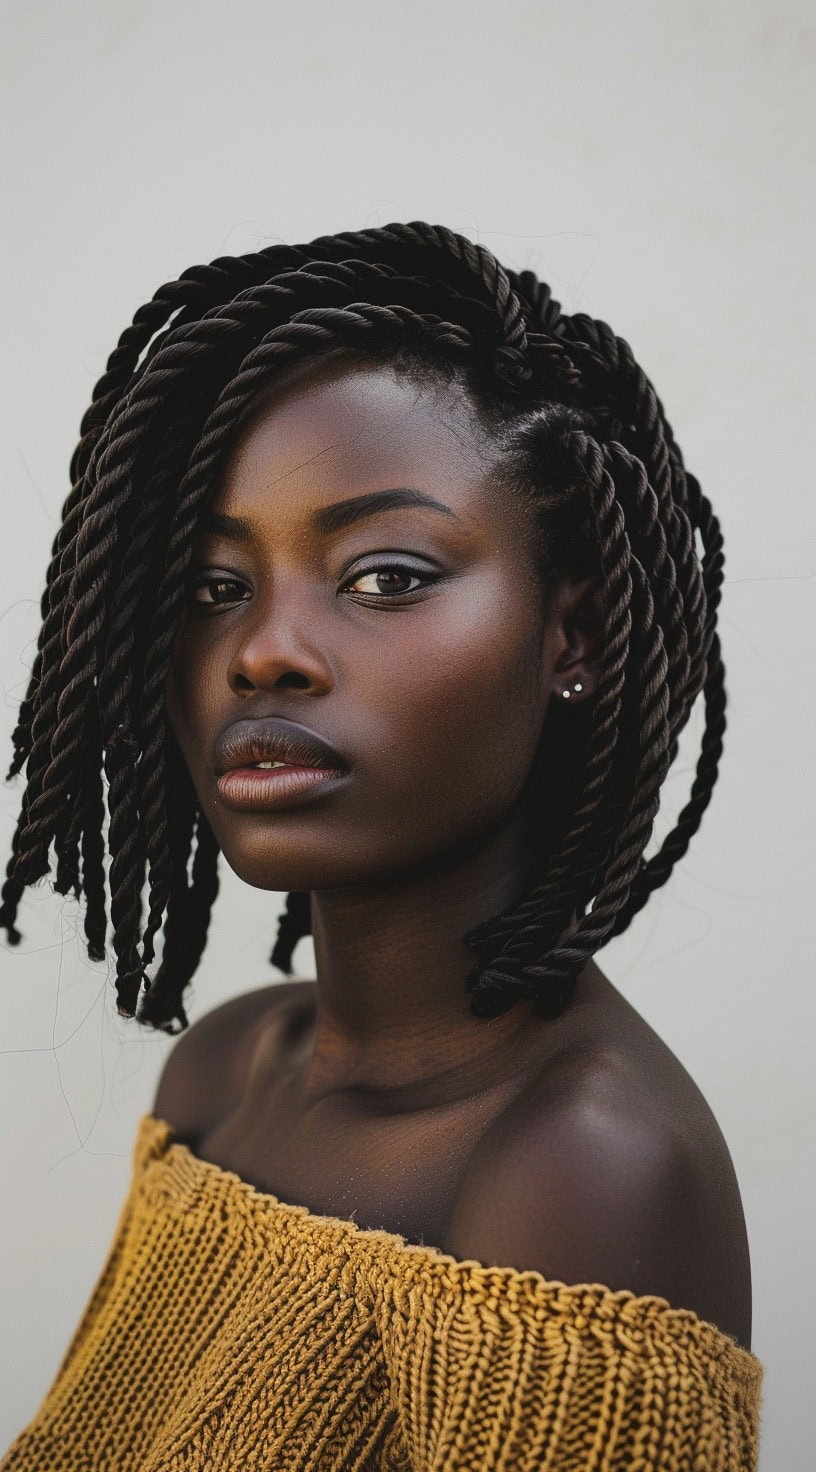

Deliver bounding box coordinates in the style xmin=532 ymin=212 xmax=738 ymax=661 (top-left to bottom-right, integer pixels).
xmin=561 ymin=682 xmax=584 ymax=700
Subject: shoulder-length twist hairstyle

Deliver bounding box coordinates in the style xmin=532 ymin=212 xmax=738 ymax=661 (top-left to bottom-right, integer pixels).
xmin=0 ymin=222 xmax=724 ymax=1034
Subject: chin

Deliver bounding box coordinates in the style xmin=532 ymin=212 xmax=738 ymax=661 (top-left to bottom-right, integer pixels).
xmin=214 ymin=826 xmax=367 ymax=894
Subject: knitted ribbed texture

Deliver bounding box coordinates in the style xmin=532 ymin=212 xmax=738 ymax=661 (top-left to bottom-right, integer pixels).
xmin=3 ymin=1114 xmax=763 ymax=1471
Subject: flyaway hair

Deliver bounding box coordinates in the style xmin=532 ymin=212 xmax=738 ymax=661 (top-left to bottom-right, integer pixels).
xmin=0 ymin=222 xmax=724 ymax=1033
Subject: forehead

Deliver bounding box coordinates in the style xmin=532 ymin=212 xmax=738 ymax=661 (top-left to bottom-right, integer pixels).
xmin=212 ymin=361 xmax=525 ymax=532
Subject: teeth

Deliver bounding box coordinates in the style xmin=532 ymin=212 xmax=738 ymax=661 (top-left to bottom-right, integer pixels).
xmin=255 ymin=761 xmax=289 ymax=769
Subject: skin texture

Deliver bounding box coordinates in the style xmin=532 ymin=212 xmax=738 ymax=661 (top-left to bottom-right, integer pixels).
xmin=159 ymin=358 xmax=753 ymax=1351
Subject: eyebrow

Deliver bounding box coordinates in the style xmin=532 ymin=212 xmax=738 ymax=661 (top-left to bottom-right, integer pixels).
xmin=201 ymin=488 xmax=462 ymax=542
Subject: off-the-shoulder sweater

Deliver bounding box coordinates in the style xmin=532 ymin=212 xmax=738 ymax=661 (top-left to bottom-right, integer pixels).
xmin=2 ymin=1112 xmax=764 ymax=1471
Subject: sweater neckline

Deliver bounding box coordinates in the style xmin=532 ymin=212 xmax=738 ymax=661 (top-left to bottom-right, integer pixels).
xmin=142 ymin=1112 xmax=761 ymax=1376
xmin=147 ymin=1111 xmax=507 ymax=1277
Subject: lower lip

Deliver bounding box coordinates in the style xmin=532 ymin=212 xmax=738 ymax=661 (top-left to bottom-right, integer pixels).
xmin=216 ymin=765 xmax=348 ymax=811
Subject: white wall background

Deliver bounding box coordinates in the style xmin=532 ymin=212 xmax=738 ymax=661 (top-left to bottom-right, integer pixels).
xmin=1 ymin=1 xmax=813 ymax=1464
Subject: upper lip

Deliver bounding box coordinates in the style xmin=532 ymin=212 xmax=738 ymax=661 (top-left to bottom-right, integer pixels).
xmin=215 ymin=717 xmax=349 ymax=775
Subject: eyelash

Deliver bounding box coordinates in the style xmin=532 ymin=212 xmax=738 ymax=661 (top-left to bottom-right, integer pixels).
xmin=189 ymin=560 xmax=440 ymax=611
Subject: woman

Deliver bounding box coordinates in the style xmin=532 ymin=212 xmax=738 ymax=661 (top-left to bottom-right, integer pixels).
xmin=1 ymin=222 xmax=764 ymax=1469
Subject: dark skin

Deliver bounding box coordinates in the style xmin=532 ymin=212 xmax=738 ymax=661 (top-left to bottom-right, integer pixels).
xmin=156 ymin=358 xmax=753 ymax=1351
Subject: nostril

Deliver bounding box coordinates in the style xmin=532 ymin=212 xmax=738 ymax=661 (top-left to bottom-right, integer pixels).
xmin=231 ymin=669 xmax=313 ymax=694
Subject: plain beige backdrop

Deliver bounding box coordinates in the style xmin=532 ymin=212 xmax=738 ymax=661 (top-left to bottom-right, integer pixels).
xmin=1 ymin=1 xmax=813 ymax=1465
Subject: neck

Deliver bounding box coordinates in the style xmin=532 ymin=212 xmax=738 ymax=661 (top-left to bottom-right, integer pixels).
xmin=292 ymin=803 xmax=592 ymax=1111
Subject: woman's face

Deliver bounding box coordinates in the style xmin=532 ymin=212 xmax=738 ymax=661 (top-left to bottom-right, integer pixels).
xmin=165 ymin=361 xmax=570 ymax=893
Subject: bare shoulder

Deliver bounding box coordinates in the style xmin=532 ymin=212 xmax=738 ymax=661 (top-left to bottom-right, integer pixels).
xmin=152 ymin=979 xmax=315 ymax=1148
xmin=447 ymin=1036 xmax=753 ymax=1351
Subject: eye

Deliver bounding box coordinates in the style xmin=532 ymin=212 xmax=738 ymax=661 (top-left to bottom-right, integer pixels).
xmin=190 ymin=572 xmax=251 ymax=609
xmin=341 ymin=561 xmax=440 ymax=601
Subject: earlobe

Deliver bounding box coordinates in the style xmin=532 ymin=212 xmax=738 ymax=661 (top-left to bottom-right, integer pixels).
xmin=550 ymin=575 xmax=604 ymax=702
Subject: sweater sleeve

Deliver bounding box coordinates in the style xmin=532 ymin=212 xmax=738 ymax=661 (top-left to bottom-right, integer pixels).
xmin=377 ymin=1269 xmax=764 ymax=1472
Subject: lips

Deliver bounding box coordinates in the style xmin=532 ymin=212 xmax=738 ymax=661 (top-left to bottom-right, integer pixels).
xmin=213 ymin=717 xmax=351 ymax=813
xmin=214 ymin=716 xmax=349 ymax=777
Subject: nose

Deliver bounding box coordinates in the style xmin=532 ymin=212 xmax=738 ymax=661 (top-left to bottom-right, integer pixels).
xmin=226 ymin=574 xmax=335 ymax=697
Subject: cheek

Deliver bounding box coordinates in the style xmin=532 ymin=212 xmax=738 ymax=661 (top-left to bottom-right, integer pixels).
xmin=367 ymin=580 xmax=546 ymax=826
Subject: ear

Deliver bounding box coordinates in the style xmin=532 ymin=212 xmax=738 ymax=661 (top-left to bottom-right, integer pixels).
xmin=547 ymin=575 xmax=605 ymax=704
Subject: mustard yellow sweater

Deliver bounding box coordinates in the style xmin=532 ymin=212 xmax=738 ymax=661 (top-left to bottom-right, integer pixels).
xmin=3 ymin=1113 xmax=763 ymax=1471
